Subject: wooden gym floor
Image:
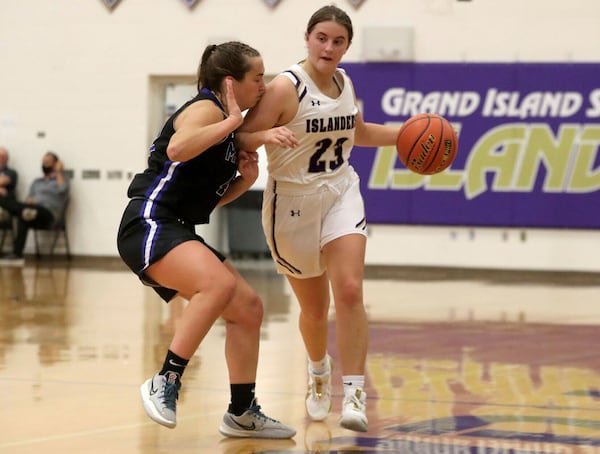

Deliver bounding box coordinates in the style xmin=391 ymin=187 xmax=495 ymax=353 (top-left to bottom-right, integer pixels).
xmin=2 ymin=256 xmax=600 ymax=453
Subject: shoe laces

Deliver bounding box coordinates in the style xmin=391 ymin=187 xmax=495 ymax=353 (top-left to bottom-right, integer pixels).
xmin=344 ymin=389 xmax=365 ymax=410
xmin=247 ymin=404 xmax=278 ymax=423
xmin=309 ymin=370 xmax=330 ymax=398
xmin=311 ymin=376 xmax=325 ymax=397
xmin=160 ymin=381 xmax=180 ymax=411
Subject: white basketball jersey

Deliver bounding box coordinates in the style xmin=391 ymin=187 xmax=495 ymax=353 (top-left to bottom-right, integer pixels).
xmin=265 ymin=64 xmax=359 ymax=184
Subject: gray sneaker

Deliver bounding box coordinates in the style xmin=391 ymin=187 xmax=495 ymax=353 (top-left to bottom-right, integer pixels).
xmin=140 ymin=372 xmax=180 ymax=428
xmin=219 ymin=401 xmax=296 ymax=439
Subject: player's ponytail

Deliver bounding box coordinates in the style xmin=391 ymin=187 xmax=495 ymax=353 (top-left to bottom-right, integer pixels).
xmin=196 ymin=41 xmax=260 ymax=93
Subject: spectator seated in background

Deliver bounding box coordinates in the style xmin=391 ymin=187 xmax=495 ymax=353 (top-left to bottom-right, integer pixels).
xmin=0 ymin=146 xmax=19 ymax=219
xmin=1 ymin=151 xmax=70 ymax=262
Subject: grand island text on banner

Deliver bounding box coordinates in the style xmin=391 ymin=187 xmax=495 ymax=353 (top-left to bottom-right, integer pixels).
xmin=341 ymin=63 xmax=600 ymax=229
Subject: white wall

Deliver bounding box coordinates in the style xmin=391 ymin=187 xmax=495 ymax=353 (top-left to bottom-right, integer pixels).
xmin=1 ymin=0 xmax=599 ymax=271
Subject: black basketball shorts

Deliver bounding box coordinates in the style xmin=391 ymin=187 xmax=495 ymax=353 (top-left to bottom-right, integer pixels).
xmin=117 ymin=198 xmax=225 ymax=302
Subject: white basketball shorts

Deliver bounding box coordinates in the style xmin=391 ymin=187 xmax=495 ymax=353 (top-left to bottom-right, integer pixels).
xmin=262 ymin=166 xmax=367 ymax=278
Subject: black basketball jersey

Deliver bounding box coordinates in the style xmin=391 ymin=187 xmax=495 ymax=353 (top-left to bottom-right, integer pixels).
xmin=127 ymin=88 xmax=238 ymax=224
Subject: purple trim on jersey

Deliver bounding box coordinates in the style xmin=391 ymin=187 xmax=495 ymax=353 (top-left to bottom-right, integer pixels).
xmin=333 ymin=74 xmax=342 ymax=92
xmin=298 ymin=86 xmax=308 ymax=103
xmin=283 ymin=70 xmax=307 ymax=102
xmin=144 ymin=161 xmax=181 ymax=203
xmin=200 ymin=87 xmax=223 ymax=110
xmin=283 ymin=70 xmax=300 ymax=89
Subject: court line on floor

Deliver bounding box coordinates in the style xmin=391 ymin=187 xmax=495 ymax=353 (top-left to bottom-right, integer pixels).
xmin=0 ymin=396 xmax=301 ymax=448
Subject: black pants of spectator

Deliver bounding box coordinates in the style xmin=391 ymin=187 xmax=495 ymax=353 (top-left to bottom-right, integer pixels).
xmin=13 ymin=207 xmax=54 ymax=257
xmin=0 ymin=196 xmax=21 ymax=216
xmin=0 ymin=197 xmax=55 ymax=256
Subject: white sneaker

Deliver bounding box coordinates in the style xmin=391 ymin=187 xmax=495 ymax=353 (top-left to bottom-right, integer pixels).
xmin=305 ymin=356 xmax=332 ymax=421
xmin=339 ymin=388 xmax=368 ymax=432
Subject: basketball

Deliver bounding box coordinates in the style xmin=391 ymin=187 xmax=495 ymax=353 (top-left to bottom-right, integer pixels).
xmin=396 ymin=113 xmax=458 ymax=175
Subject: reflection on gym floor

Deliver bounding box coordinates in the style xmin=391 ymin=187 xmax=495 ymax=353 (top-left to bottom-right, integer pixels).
xmin=2 ymin=258 xmax=600 ymax=453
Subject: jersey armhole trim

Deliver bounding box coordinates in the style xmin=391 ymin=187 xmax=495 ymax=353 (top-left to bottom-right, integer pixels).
xmin=281 ymin=70 xmax=307 ymax=102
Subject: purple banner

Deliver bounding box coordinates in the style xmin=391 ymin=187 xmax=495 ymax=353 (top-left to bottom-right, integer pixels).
xmin=342 ymin=63 xmax=600 ymax=228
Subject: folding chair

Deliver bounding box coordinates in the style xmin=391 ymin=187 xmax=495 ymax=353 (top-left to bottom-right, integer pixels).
xmin=33 ymin=198 xmax=71 ymax=260
xmin=0 ymin=207 xmax=14 ymax=254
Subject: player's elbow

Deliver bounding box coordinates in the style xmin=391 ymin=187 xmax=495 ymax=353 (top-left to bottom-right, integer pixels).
xmin=166 ymin=142 xmax=185 ymax=162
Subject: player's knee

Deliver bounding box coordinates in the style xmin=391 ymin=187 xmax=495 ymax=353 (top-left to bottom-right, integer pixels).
xmin=334 ymin=278 xmax=362 ymax=308
xmin=244 ymin=292 xmax=264 ymax=328
xmin=301 ymin=301 xmax=330 ymax=323
xmin=210 ymin=273 xmax=237 ymax=308
xmin=224 ymin=287 xmax=264 ymax=328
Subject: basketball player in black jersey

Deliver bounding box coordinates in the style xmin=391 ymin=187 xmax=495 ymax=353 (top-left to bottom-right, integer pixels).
xmin=117 ymin=41 xmax=295 ymax=439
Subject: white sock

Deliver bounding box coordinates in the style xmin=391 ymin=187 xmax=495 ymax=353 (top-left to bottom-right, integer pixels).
xmin=308 ymin=354 xmax=330 ymax=375
xmin=342 ymin=375 xmax=365 ymax=396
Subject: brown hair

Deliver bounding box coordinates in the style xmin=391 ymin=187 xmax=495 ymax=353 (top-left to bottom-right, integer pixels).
xmin=306 ymin=4 xmax=354 ymax=43
xmin=196 ymin=41 xmax=261 ymax=92
xmin=45 ymin=151 xmax=59 ymax=163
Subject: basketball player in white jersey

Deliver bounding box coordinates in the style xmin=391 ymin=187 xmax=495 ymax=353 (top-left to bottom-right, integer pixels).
xmin=238 ymin=5 xmax=400 ymax=432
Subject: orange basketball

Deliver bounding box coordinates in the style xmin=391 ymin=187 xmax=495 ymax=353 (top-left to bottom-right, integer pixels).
xmin=396 ymin=113 xmax=458 ymax=175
